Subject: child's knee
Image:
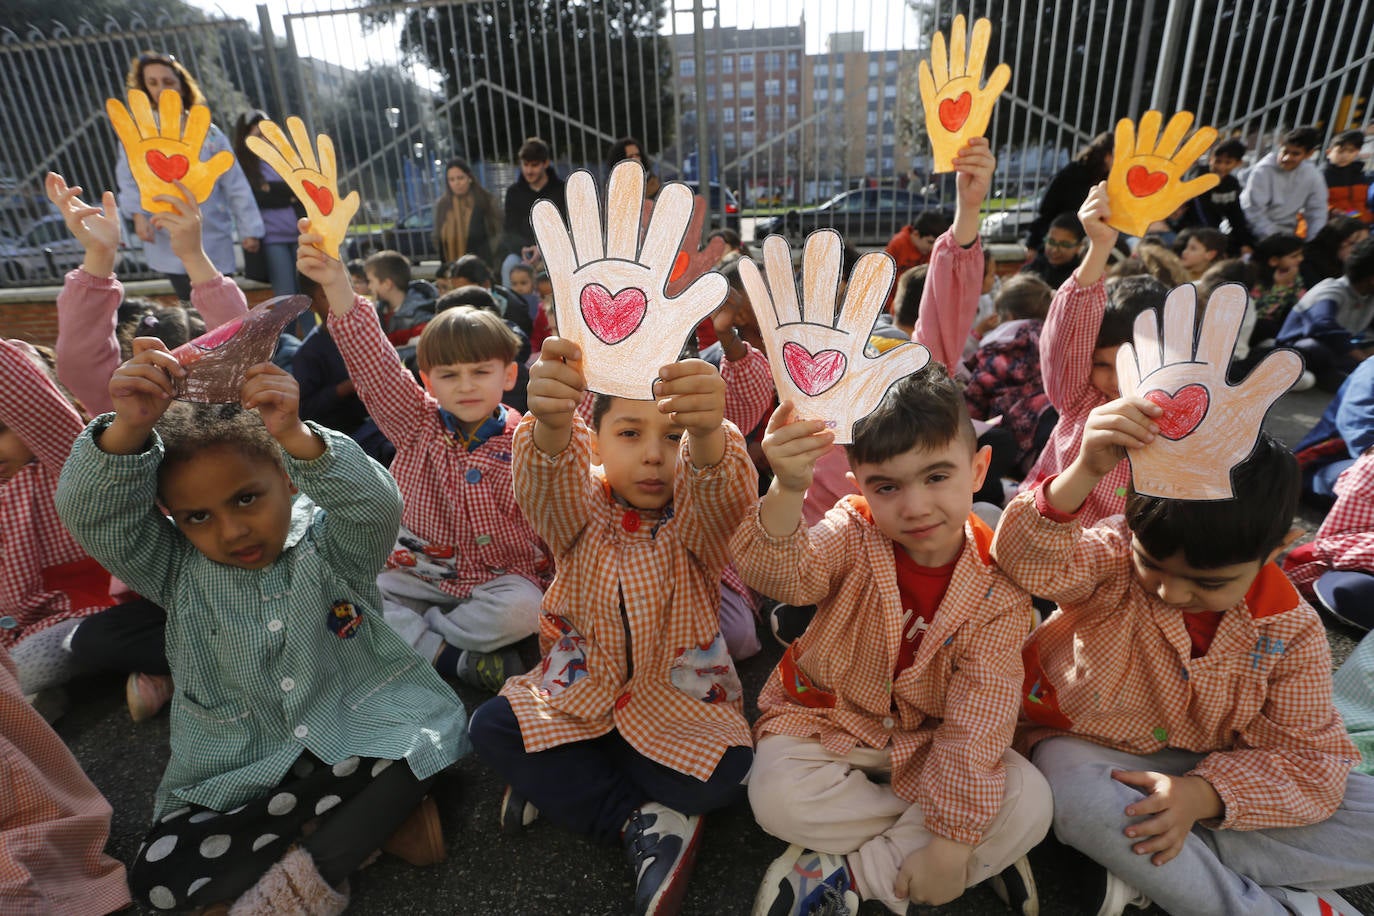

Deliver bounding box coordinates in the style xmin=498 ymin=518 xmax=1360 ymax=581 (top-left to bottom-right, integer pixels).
xmin=467 ymin=695 xmax=517 ymax=756
xmin=1033 ymin=740 xmax=1133 ymax=846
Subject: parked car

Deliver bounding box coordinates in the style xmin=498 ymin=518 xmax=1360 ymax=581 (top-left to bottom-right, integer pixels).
xmin=753 ymin=188 xmax=954 ymax=248
xmin=980 ymin=194 xmax=1043 ymax=244
xmin=344 ymin=207 xmax=438 ymax=263
xmin=0 ymin=214 xmax=146 ymax=285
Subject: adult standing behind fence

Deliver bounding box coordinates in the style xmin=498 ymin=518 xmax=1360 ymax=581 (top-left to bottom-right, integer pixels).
xmin=233 ymin=109 xmax=305 ymax=297
xmin=497 ymin=137 xmax=566 ymax=286
xmin=114 ymin=52 xmax=263 ymax=301
xmin=1023 ymin=132 xmax=1113 ymax=257
xmin=433 ymin=158 xmax=501 ymax=267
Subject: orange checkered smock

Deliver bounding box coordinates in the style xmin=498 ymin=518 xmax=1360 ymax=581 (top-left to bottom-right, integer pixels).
xmin=731 ymin=497 xmax=1034 ymax=846
xmin=993 ymin=484 xmax=1361 ymax=831
xmin=500 ymin=414 xmax=757 ymax=781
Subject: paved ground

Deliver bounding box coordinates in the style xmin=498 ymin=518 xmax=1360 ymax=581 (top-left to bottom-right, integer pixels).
xmin=56 ymin=385 xmax=1374 ymax=915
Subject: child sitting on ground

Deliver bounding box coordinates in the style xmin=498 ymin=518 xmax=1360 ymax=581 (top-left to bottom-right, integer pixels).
xmin=1025 ymin=182 xmax=1166 ymax=525
xmin=1324 ymin=129 xmax=1372 ymax=227
xmin=1277 ymin=237 xmax=1374 ymax=392
xmin=731 ymin=366 xmax=1051 ymax=916
xmin=1249 ymin=232 xmax=1307 ymax=348
xmin=468 ymin=337 xmax=757 ymax=915
xmin=301 ymin=222 xmax=547 ymax=691
xmin=55 ymin=350 xmax=470 ymax=914
xmin=1284 ymin=446 xmax=1374 ymax=631
xmin=993 ymin=400 xmax=1374 ymax=916
xmin=1175 ymin=227 xmax=1228 ymax=281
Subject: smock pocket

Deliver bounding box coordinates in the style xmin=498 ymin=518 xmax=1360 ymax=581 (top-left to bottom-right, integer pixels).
xmin=537 ymin=615 xmax=590 ymax=698
xmin=669 ymin=633 xmax=743 ymax=704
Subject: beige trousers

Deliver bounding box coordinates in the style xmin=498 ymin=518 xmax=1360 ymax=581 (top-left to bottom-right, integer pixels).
xmin=748 ymin=733 xmax=1053 ymax=914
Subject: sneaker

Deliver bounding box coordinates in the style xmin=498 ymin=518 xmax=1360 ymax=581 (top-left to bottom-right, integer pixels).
xmin=381 ymin=795 xmax=445 ymax=866
xmin=988 ymin=855 xmax=1039 ymax=915
xmin=1095 ymin=870 xmax=1151 ymax=916
xmin=752 ymin=844 xmax=859 ymax=916
xmin=499 ymin=784 xmax=539 ymax=832
xmin=1281 ymin=888 xmax=1363 ymax=916
xmin=126 ymin=672 xmax=173 ymax=722
xmin=622 ymin=802 xmax=704 ymax=915
xmin=765 ymin=601 xmax=817 ymax=648
xmin=1292 ymin=370 xmax=1318 ymax=392
xmin=455 ymin=647 xmax=525 ymax=692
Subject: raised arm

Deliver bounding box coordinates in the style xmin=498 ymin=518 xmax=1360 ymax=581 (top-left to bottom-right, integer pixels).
xmin=512 ymin=412 xmax=599 ymax=558
xmin=0 ymin=340 xmax=84 ymax=474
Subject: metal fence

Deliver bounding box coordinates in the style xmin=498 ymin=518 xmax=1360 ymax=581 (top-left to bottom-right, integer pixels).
xmin=0 ymin=0 xmax=1370 ymax=287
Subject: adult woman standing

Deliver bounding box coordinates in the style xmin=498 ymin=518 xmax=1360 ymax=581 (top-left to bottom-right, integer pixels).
xmin=432 ymin=158 xmax=501 ymax=265
xmin=606 ymin=136 xmax=661 ymax=199
xmin=1023 ymin=131 xmax=1114 ymax=256
xmin=115 ymin=52 xmax=263 ymax=300
xmin=233 ymin=109 xmax=304 ymax=296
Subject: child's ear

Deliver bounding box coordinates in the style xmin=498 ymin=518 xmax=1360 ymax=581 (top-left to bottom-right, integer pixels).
xmin=503 ymin=360 xmax=518 ymax=392
xmin=969 ymin=443 xmax=993 ymax=493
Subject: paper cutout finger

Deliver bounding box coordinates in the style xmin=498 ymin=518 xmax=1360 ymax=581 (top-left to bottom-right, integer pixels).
xmin=1116 ymin=283 xmax=1302 ymax=500
xmin=245 ymin=117 xmax=361 ymax=260
xmin=1105 ymin=111 xmax=1221 ymax=237
xmin=106 ymin=90 xmax=235 ymax=214
xmin=662 ymin=195 xmax=729 ymax=298
xmin=531 ymin=161 xmax=729 ymax=399
xmin=918 ymin=15 xmax=1011 ymax=174
xmin=171 ymin=294 xmax=309 ymax=403
xmin=741 ymin=230 xmax=931 ymax=444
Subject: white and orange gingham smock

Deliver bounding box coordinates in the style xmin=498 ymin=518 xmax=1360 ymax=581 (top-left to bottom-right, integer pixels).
xmin=500 ymin=414 xmax=757 ymax=781
xmin=993 ymin=485 xmax=1361 ymax=830
xmin=731 ymin=497 xmax=1035 ymax=846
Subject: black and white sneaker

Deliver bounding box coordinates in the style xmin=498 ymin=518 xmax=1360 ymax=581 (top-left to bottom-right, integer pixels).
xmin=987 ymin=855 xmax=1039 ymax=915
xmin=499 ymin=784 xmax=538 ymax=832
xmin=623 ymin=802 xmax=704 ymax=915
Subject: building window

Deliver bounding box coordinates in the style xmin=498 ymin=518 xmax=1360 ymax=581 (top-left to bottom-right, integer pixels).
xmin=723 ymin=107 xmax=735 ymax=123
xmin=786 ymin=78 xmax=798 ymax=94
xmin=723 ymin=82 xmax=735 ymax=100
xmin=740 ymin=55 xmax=754 ymax=73
xmin=740 ymin=106 xmax=756 ymax=123
xmin=832 ymin=88 xmax=844 ymax=102
xmin=868 ymin=60 xmax=879 ymax=77
xmin=722 ymin=55 xmax=734 ymax=74
xmin=740 ymin=81 xmax=755 ymax=98
xmin=740 ymin=130 xmax=755 ymax=146
xmin=833 ymin=62 xmax=845 ymax=78
xmin=706 ymin=84 xmax=716 ymax=101
xmin=786 ymin=103 xmax=798 ymax=119
xmin=765 ymin=104 xmax=781 ymax=120
xmin=724 ymin=132 xmax=737 ymax=148
xmin=814 ymin=62 xmax=829 ymax=77
xmin=882 ymin=156 xmax=894 ymax=170
xmin=886 ymin=57 xmax=899 ymax=73
xmin=864 ymin=156 xmax=877 ymax=172
xmin=867 ymin=86 xmax=879 ymax=102
xmin=764 ymin=79 xmax=781 ymax=96
xmin=765 ymin=52 xmax=781 ymax=69
xmin=884 ymin=85 xmax=897 ymax=99
xmin=705 ymin=57 xmax=715 ymax=75
xmin=788 ymin=51 xmax=799 ymax=68
xmin=813 ymin=87 xmax=829 ymax=103
xmin=680 ymin=58 xmax=695 ymax=77
xmin=867 ymin=110 xmax=878 ymax=126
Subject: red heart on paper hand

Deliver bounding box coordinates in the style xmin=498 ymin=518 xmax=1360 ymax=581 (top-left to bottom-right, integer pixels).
xmin=1144 ymin=384 xmax=1210 ymax=440
xmin=938 ymin=92 xmax=973 ymax=132
xmin=579 ymin=283 xmax=647 ymax=345
xmin=783 ymin=341 xmax=847 ymax=397
xmin=146 ymin=149 xmax=189 ymax=182
xmin=301 ymin=180 xmax=335 ymax=216
xmin=1126 ymin=164 xmax=1169 ymax=198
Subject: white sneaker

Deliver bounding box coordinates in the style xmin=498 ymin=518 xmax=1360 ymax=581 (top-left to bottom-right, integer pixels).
xmin=988 ymin=855 xmax=1039 ymax=915
xmin=1281 ymin=887 xmax=1363 ymax=916
xmin=1095 ymin=870 xmax=1151 ymax=916
xmin=1292 ymin=370 xmax=1318 ymax=392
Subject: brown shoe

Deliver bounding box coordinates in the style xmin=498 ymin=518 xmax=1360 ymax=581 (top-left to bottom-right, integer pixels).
xmin=381 ymin=795 xmax=445 ymax=866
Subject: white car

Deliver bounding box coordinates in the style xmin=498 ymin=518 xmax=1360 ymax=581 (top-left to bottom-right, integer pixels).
xmin=980 ymin=195 xmax=1042 ymax=244
xmin=0 ymin=214 xmax=147 ymax=285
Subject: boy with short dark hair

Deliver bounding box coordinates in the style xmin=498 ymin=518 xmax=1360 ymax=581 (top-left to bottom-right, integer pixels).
xmin=364 ymin=249 xmax=438 ymax=339
xmin=1020 ymin=212 xmax=1084 ymax=289
xmin=1176 ymin=227 xmax=1228 ymax=280
xmin=499 ymin=136 xmax=567 ymax=287
xmin=732 ymin=365 xmax=1052 ymax=916
xmin=1179 ymin=138 xmax=1256 ymax=251
xmin=884 ymin=210 xmax=955 ymax=300
xmin=1242 ymin=127 xmax=1329 ymax=239
xmin=1325 ymin=129 xmax=1372 ymax=226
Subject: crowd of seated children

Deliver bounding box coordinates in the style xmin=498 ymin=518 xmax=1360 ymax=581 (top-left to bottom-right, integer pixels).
xmin=1277 ymin=237 xmax=1374 ymax=392
xmin=1241 ymin=126 xmax=1329 ymax=240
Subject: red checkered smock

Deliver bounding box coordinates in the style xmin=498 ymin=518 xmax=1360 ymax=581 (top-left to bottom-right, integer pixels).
xmin=1285 ymin=449 xmax=1374 ymax=592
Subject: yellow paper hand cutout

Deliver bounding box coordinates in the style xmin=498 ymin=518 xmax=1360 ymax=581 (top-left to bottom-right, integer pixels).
xmin=918 ymin=16 xmax=1011 ymax=174
xmin=1106 ymin=111 xmax=1221 ymax=237
xmin=245 ymin=117 xmax=360 ymax=260
xmin=106 ymin=90 xmax=235 ymax=214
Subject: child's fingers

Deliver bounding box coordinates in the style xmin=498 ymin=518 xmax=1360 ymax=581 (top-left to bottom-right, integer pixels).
xmin=113 ymin=365 xmax=177 ymax=398
xmin=539 ymin=336 xmax=582 ymax=363
xmin=656 ymin=358 xmax=718 ymax=382
xmin=1119 ymin=394 xmax=1164 ymax=418
xmin=244 ymin=361 xmax=288 ymax=380
xmin=765 ymin=400 xmax=798 ymax=434
xmin=765 ymin=429 xmax=835 ymax=461
xmin=530 ymin=358 xmax=585 ymax=393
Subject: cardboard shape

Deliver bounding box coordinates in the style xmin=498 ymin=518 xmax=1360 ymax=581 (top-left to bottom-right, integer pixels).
xmin=918 ymin=16 xmax=1011 ymax=173
xmin=171 ymin=294 xmax=309 ymax=403
xmin=106 ymin=89 xmax=234 ymax=214
xmin=1105 ymin=111 xmax=1221 ymax=237
xmin=740 ymin=230 xmax=931 ymax=444
xmin=530 ymin=161 xmax=728 ymax=399
xmin=245 ymin=117 xmax=360 ymax=260
xmin=1116 ymin=283 xmax=1302 ymax=500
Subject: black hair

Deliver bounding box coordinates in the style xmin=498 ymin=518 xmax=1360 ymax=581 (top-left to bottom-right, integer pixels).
xmin=452 ymin=253 xmax=492 ymax=286
xmin=606 ymin=136 xmax=651 ymax=172
xmin=1346 ymin=237 xmax=1374 ymax=285
xmin=1304 ymin=215 xmax=1369 ymax=283
xmin=508 ymin=262 xmax=535 ymax=281
xmin=1048 ymin=212 xmax=1085 ymax=240
xmin=1213 ymin=138 xmax=1247 ymax=160
xmin=846 ymin=362 xmax=976 ymax=466
xmin=232 ymin=109 xmax=270 ymax=188
xmin=893 ymin=265 xmax=928 ymax=329
xmin=1126 ymin=432 xmax=1298 ymax=568
xmin=155 ymin=403 xmax=282 ymax=495
xmin=345 ymin=259 xmax=367 ymax=280
xmin=435 ymin=287 xmax=500 ymax=314
xmin=717 ymin=253 xmax=749 ymax=292
xmin=1074 ymin=132 xmax=1115 ymax=178
xmin=1280 ymin=127 xmax=1320 ymax=152
xmin=116 ymin=302 xmax=207 ymax=361
xmin=1097 ymin=275 xmax=1167 ymax=349
xmin=590 ymin=392 xmax=615 ymax=430
xmin=1196 ymin=260 xmax=1257 ymax=305
xmin=1332 ymin=129 xmax=1365 ymax=150
xmin=1177 ymin=227 xmax=1228 ymax=257
xmin=912 ymin=211 xmax=952 ymax=238
xmin=1254 ymin=233 xmax=1305 ymax=287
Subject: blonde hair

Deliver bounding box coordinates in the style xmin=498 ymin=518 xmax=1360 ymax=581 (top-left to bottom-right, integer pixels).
xmin=416 ymin=306 xmax=519 ymax=370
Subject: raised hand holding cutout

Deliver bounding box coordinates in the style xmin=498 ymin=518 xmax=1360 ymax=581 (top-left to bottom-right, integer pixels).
xmin=245 ymin=117 xmax=360 ymax=259
xmin=1116 ymin=283 xmax=1301 ymax=499
xmin=918 ymin=15 xmax=1011 ymax=174
xmin=1105 ymin=111 xmax=1220 ymax=237
xmin=106 ymin=89 xmax=234 ymax=214
xmin=532 ymin=161 xmax=728 ymax=399
xmin=741 ymin=230 xmax=931 ymax=443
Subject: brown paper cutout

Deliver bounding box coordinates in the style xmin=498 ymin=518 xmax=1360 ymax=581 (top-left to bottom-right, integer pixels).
xmin=918 ymin=16 xmax=1011 ymax=174
xmin=172 ymin=294 xmax=309 ymax=403
xmin=1105 ymin=111 xmax=1221 ymax=237
xmin=106 ymin=90 xmax=235 ymax=214
xmin=245 ymin=117 xmax=361 ymax=260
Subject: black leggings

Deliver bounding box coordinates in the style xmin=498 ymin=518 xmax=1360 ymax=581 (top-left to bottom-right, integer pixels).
xmin=68 ymin=597 xmax=170 ymax=676
xmin=128 ymin=753 xmax=434 ymax=911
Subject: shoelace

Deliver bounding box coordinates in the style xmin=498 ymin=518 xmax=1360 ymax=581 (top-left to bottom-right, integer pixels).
xmin=809 ymin=884 xmax=852 ymax=916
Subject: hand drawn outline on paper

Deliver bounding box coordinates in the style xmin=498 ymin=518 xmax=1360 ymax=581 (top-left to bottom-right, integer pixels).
xmin=1105 ymin=111 xmax=1221 ymax=238
xmin=918 ymin=15 xmax=1011 ymax=174
xmin=106 ymin=89 xmax=235 ymax=213
xmin=245 ymin=116 xmax=361 ymax=260
xmin=171 ymin=294 xmax=310 ymax=403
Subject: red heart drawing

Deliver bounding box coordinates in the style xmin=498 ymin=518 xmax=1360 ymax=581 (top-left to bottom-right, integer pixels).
xmin=1144 ymin=384 xmax=1210 ymax=440
xmin=783 ymin=341 xmax=847 ymax=397
xmin=145 ymin=149 xmax=189 ymax=182
xmin=301 ymin=179 xmax=335 ymax=216
xmin=938 ymin=92 xmax=973 ymax=132
xmin=1126 ymin=164 xmax=1169 ymax=198
xmin=579 ymin=283 xmax=647 ymax=345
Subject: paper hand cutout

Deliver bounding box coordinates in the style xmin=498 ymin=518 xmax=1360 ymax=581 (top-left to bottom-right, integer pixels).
xmin=245 ymin=117 xmax=360 ymax=260
xmin=1116 ymin=283 xmax=1301 ymax=500
xmin=663 ymin=195 xmax=729 ymax=298
xmin=918 ymin=16 xmax=1011 ymax=174
xmin=741 ymin=231 xmax=931 ymax=444
xmin=171 ymin=294 xmax=309 ymax=403
xmin=1105 ymin=111 xmax=1220 ymax=237
xmin=106 ymin=90 xmax=235 ymax=214
xmin=532 ymin=161 xmax=728 ymax=399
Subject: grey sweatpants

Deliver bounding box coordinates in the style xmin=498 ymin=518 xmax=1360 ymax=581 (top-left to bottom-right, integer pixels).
xmin=377 ymin=570 xmax=541 ymax=659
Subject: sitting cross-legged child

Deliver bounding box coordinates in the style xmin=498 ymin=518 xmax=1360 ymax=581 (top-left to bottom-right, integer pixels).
xmin=1285 ymin=446 xmax=1374 ymax=631
xmin=731 ymin=366 xmax=1052 ymax=916
xmin=468 ymin=337 xmax=757 ymax=916
xmin=55 ymin=350 xmax=469 ymax=914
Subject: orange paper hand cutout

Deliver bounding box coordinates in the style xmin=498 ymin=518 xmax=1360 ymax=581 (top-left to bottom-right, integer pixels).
xmin=918 ymin=16 xmax=1011 ymax=173
xmin=106 ymin=90 xmax=234 ymax=214
xmin=245 ymin=117 xmax=360 ymax=260
xmin=1116 ymin=283 xmax=1302 ymax=500
xmin=1105 ymin=111 xmax=1220 ymax=237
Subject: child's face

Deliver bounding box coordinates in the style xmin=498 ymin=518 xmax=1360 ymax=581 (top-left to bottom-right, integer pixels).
xmin=1328 ymin=144 xmax=1362 ymax=168
xmin=1277 ymin=144 xmax=1311 ymax=171
xmin=434 ymin=276 xmax=455 ymax=294
xmin=1090 ymin=346 xmax=1121 ymax=400
xmin=1130 ymin=541 xmax=1263 ymax=614
xmin=424 ymin=358 xmax=517 ymax=430
xmin=536 ymin=279 xmax=553 ymax=301
xmin=912 ymin=229 xmax=937 ymax=257
xmin=1270 ymin=250 xmax=1303 ymax=280
xmin=349 ymin=273 xmax=370 ymax=297
xmin=160 ymin=445 xmax=295 ymax=570
xmin=1209 ymin=153 xmax=1241 ymax=177
xmin=1179 ymin=236 xmax=1216 ymax=272
xmin=848 ymin=436 xmax=990 ymax=568
xmin=0 ymin=425 xmax=34 ymax=481
xmin=1044 ymin=228 xmax=1083 ymax=267
xmin=1339 ymin=229 xmax=1369 ymax=264
xmin=591 ymin=398 xmax=684 ymax=511
xmin=509 ymin=271 xmax=534 ymax=296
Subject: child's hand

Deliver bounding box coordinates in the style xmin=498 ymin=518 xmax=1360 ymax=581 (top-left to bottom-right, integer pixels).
xmin=109 ymin=338 xmax=184 ymax=429
xmin=893 ymin=834 xmax=972 ymax=906
xmin=296 ymin=219 xmax=355 ymax=313
xmin=761 ymin=401 xmax=835 ymax=494
xmin=45 ymin=173 xmax=121 ymax=276
xmin=149 ymin=180 xmax=204 ymax=261
xmin=1113 ymin=770 xmax=1222 ymax=866
xmin=953 ymin=137 xmax=996 ymax=228
xmin=1079 ymin=182 xmax=1118 ymax=250
xmin=527 ymin=337 xmax=586 ymax=431
xmin=654 ymin=358 xmax=724 ymax=439
xmin=1076 ymin=396 xmax=1162 ymax=478
xmin=242 ymin=363 xmax=323 ymax=460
